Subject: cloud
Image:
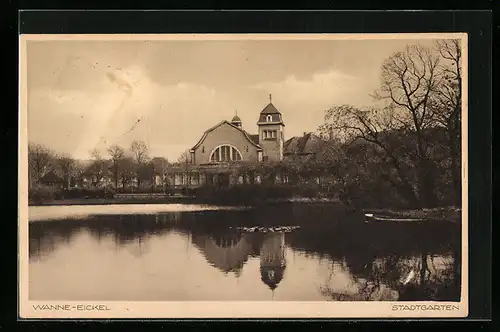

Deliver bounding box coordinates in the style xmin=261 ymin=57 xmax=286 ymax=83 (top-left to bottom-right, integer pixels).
xmin=249 ymin=69 xmax=374 ymax=107
xmin=28 ymin=64 xmax=219 ymax=160
xmin=247 ymin=69 xmax=379 ymax=138
xmin=28 ymin=66 xmax=380 ymax=161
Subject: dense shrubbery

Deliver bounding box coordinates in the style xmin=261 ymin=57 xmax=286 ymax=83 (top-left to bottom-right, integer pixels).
xmin=28 ymin=187 xmax=115 ymax=202
xmin=115 ymin=187 xmax=166 ymax=194
xmin=28 ymin=187 xmax=63 ymax=202
xmin=194 ymin=183 xmax=326 ymax=205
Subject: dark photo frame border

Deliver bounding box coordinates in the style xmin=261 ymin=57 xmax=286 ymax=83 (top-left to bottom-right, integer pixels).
xmin=11 ymin=8 xmax=492 ymax=328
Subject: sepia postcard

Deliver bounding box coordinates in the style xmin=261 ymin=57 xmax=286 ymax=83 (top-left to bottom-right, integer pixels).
xmin=19 ymin=33 xmax=468 ymax=319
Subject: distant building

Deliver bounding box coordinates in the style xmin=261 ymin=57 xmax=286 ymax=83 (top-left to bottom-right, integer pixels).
xmin=283 ymin=132 xmax=324 ymax=162
xmin=39 ymin=171 xmax=66 ymax=189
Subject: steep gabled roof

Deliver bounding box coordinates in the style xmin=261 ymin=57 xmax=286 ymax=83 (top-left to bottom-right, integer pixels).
xmin=40 ymin=171 xmax=64 ymax=183
xmin=190 ymin=120 xmax=262 ymax=151
xmin=284 ymin=133 xmax=322 ymax=155
xmin=260 ymin=103 xmax=281 ymax=115
xmin=247 ymin=134 xmax=260 ymax=146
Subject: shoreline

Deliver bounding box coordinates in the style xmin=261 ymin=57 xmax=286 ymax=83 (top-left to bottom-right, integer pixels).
xmin=28 ymin=197 xmax=460 ymax=221
xmin=28 ymin=196 xmax=342 ymax=207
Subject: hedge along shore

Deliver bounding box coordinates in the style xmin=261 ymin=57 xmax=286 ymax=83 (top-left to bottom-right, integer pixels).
xmin=28 ymin=196 xmax=342 ymax=207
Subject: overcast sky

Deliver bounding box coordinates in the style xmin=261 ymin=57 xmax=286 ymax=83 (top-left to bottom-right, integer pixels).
xmin=26 ymin=37 xmax=438 ymax=161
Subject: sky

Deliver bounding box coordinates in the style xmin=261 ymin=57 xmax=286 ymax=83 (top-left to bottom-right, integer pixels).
xmin=26 ymin=36 xmax=440 ymax=161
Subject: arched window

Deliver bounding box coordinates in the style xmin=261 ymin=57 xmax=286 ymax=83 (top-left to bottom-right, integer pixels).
xmin=266 ymin=115 xmax=273 ymax=122
xmin=210 ymin=145 xmax=243 ymax=162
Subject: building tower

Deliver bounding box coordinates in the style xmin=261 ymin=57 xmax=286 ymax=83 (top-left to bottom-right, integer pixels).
xmin=257 ymin=94 xmax=285 ymax=161
xmin=231 ymin=110 xmax=242 ymax=128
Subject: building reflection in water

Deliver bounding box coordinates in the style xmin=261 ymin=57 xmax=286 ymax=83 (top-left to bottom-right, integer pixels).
xmin=191 ymin=230 xmax=288 ymax=298
xmin=260 ymin=233 xmax=287 ymax=298
xmin=191 ymin=232 xmax=253 ymax=276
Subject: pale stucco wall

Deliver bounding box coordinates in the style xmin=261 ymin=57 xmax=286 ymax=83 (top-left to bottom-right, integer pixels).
xmin=192 ymin=123 xmax=260 ymax=165
xmin=258 ymin=124 xmax=284 ymax=162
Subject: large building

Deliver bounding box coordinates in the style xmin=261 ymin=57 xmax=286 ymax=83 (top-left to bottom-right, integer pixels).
xmin=165 ymin=96 xmax=324 ymax=188
xmin=189 ymin=95 xmax=285 ymax=165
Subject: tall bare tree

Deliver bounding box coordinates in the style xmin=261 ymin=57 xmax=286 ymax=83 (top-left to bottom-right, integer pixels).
xmin=28 ymin=143 xmax=54 ymax=187
xmin=108 ymin=145 xmax=125 ymax=189
xmin=130 ymin=140 xmax=149 ymax=188
xmin=320 ymin=44 xmax=449 ymax=208
xmin=373 ymin=44 xmax=441 ymax=207
xmin=432 ymin=39 xmax=462 ymax=204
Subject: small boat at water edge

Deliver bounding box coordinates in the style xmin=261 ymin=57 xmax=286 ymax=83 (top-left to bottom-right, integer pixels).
xmin=363 ymin=213 xmax=457 ymax=225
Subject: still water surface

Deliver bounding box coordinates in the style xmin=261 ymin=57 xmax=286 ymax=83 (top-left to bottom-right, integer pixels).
xmin=29 ymin=204 xmax=460 ymax=301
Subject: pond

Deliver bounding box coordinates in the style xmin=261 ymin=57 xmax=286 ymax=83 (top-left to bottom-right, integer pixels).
xmin=28 ymin=204 xmax=461 ymax=302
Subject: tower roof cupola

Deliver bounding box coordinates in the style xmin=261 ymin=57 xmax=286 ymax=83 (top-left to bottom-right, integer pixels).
xmin=231 ymin=110 xmax=242 ymax=127
xmin=257 ymin=94 xmax=284 ymax=125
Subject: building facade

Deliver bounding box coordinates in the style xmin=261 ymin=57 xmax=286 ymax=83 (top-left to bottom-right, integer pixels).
xmin=189 ymin=95 xmax=285 ymax=165
xmin=165 ymin=96 xmax=326 ymax=189
xmin=164 ymin=97 xmax=287 ymax=188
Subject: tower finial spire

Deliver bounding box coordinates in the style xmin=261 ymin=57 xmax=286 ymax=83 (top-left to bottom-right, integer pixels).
xmin=235 ymin=109 xmax=238 ymax=116
xmin=269 ymin=94 xmax=272 ymax=103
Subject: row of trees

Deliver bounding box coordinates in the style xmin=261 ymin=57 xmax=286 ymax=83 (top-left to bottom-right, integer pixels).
xmin=318 ymin=40 xmax=462 ymax=208
xmin=28 ymin=140 xmax=175 ymax=190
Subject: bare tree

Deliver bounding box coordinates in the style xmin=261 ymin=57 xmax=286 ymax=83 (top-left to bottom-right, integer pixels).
xmin=119 ymin=156 xmax=135 ymax=190
xmin=177 ymin=150 xmax=191 ymax=165
xmin=177 ymin=150 xmax=192 ymax=187
xmin=319 ymin=105 xmax=420 ymax=207
xmin=130 ymin=140 xmax=149 ymax=188
xmin=88 ymin=148 xmax=107 ymax=187
xmin=28 ymin=143 xmax=54 ymax=187
xmin=72 ymin=160 xmax=85 ymax=188
xmin=321 ymin=44 xmax=448 ymax=208
xmin=54 ymin=154 xmax=74 ymax=189
xmin=373 ymin=44 xmax=442 ymax=207
xmin=108 ymin=145 xmax=125 ymax=189
xmin=432 ymin=39 xmax=462 ymax=205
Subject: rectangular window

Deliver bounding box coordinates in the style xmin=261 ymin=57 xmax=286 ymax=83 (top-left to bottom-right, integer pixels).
xmin=232 ymin=148 xmax=241 ymax=161
xmin=272 ymin=130 xmax=276 ymax=138
xmin=222 ymin=146 xmax=231 ymax=161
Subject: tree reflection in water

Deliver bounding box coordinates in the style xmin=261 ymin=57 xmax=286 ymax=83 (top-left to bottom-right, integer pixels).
xmin=315 ymin=247 xmax=459 ymax=301
xmin=29 ymin=212 xmax=183 ymax=261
